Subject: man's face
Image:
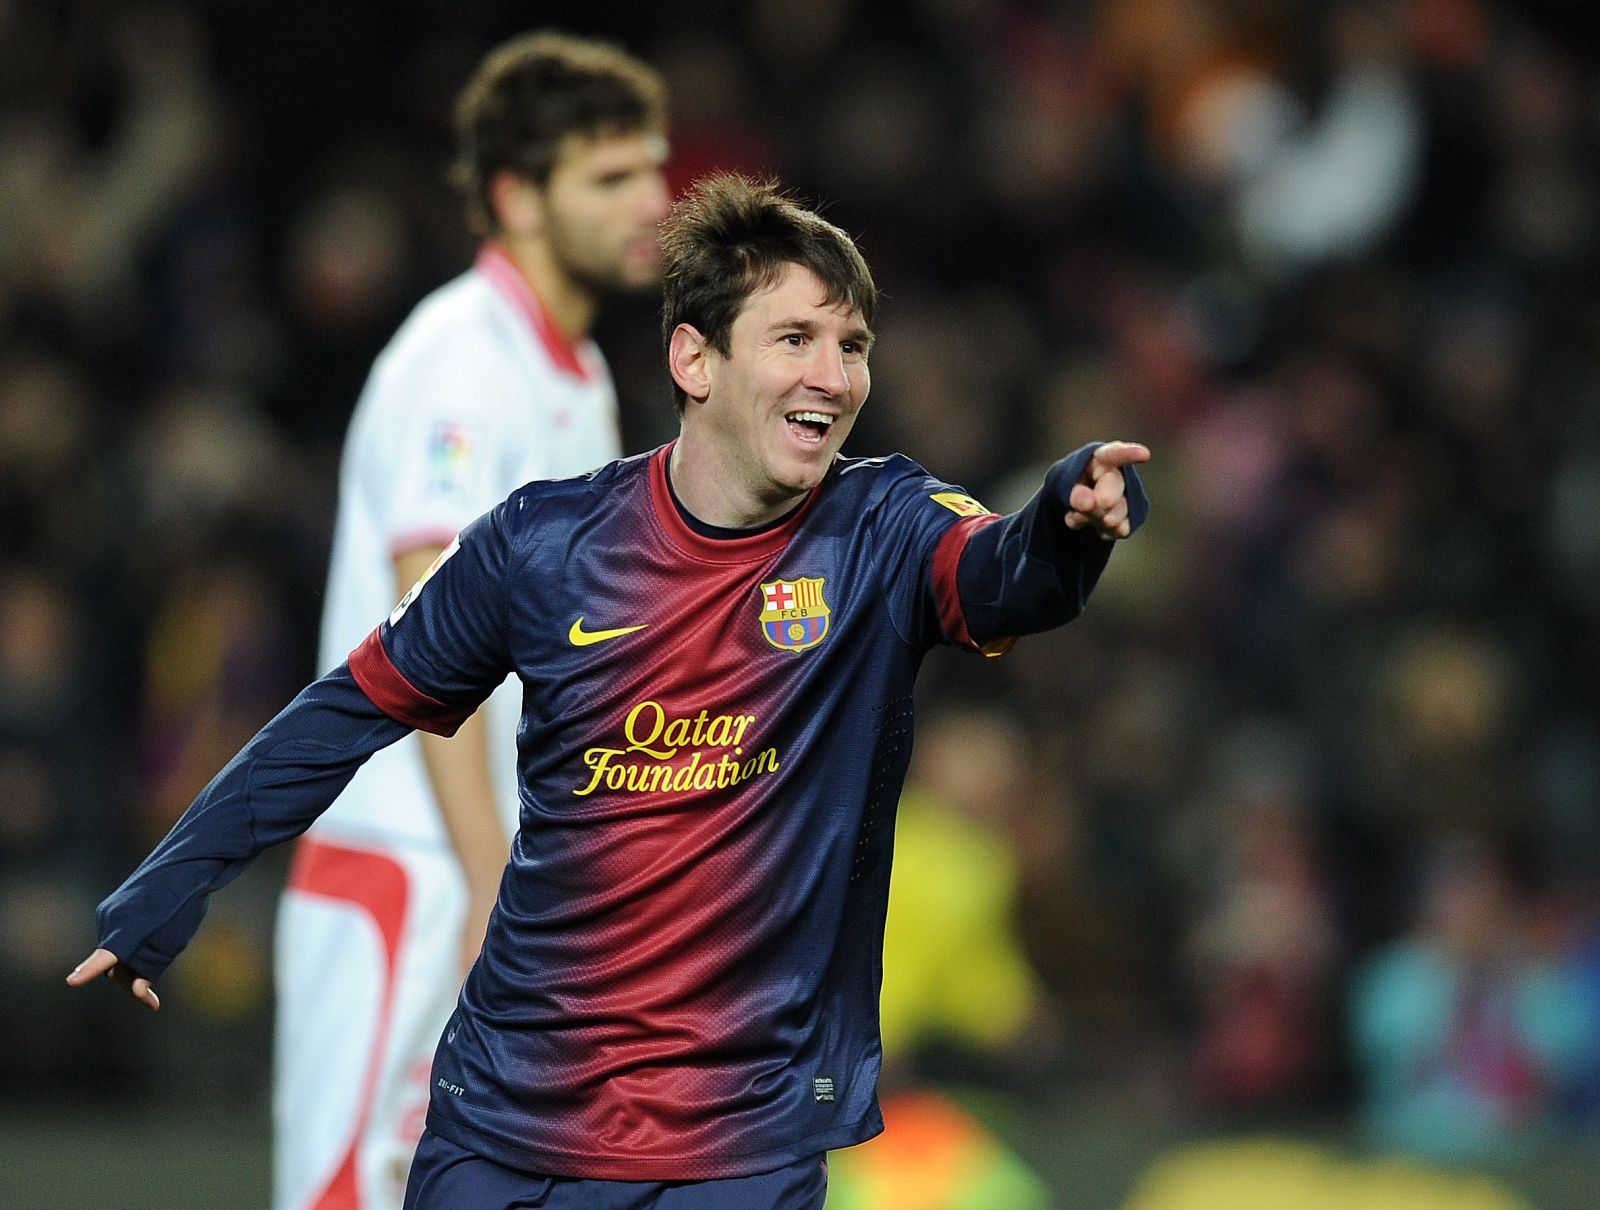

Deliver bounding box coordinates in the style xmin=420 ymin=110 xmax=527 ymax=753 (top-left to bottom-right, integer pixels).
xmin=541 ymin=129 xmax=670 ymax=292
xmin=697 ymin=261 xmax=873 ymax=506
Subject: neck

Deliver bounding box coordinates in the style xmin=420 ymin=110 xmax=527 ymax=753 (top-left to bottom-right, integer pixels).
xmin=668 ymin=431 xmax=811 ymax=529
xmin=495 ymin=235 xmax=597 ymax=342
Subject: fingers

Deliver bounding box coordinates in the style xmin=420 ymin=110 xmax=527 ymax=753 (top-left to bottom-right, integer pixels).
xmin=1073 ymin=470 xmax=1126 ymax=510
xmin=1101 ymin=497 xmax=1130 ymax=533
xmin=1067 ymin=504 xmax=1131 ymax=536
xmin=1094 ymin=467 xmax=1125 ymax=513
xmin=67 ymin=947 xmax=160 ymax=1011
xmin=66 ymin=948 xmax=118 ymax=987
xmin=1066 ymin=476 xmax=1133 ymax=538
xmin=1068 ymin=441 xmax=1146 ymax=539
xmin=115 ymin=967 xmax=162 ymax=1012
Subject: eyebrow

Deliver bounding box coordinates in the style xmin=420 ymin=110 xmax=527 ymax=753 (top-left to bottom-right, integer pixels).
xmin=769 ymin=317 xmax=876 ymax=349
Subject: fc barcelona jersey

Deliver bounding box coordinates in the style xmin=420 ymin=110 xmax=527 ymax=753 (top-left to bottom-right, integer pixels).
xmin=348 ymin=443 xmax=1003 ymax=1179
xmin=92 ymin=439 xmax=1143 ymax=1183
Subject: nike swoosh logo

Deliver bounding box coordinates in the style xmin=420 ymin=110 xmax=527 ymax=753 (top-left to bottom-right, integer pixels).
xmin=569 ymin=617 xmax=648 ymax=647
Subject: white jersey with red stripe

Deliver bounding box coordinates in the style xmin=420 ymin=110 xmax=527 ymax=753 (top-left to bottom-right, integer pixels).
xmin=311 ymin=244 xmax=621 ymax=849
xmin=274 ymin=246 xmax=622 ymax=1210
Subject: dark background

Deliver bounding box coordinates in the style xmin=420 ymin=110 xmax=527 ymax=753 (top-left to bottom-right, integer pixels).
xmin=5 ymin=1 xmax=1600 ymax=1206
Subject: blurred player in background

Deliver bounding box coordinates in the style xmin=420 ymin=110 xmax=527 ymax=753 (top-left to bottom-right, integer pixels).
xmin=273 ymin=32 xmax=669 ymax=1210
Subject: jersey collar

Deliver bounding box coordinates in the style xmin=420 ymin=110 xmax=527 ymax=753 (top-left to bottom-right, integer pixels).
xmin=648 ymin=444 xmax=821 ymax=563
xmin=476 ymin=243 xmax=595 ymax=382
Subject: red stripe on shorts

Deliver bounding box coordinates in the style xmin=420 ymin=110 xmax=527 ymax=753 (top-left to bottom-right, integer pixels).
xmin=287 ymin=838 xmax=410 ymax=1210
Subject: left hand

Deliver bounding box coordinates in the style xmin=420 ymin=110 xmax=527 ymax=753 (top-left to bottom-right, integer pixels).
xmin=66 ymin=947 xmax=161 ymax=1011
xmin=1064 ymin=441 xmax=1150 ymax=540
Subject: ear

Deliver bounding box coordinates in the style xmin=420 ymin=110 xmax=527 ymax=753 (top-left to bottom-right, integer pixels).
xmin=668 ymin=323 xmax=714 ymax=404
xmin=488 ymin=170 xmax=545 ymax=239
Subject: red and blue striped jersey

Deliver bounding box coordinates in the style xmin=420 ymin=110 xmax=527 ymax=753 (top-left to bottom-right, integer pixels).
xmin=94 ymin=440 xmax=1144 ymax=1181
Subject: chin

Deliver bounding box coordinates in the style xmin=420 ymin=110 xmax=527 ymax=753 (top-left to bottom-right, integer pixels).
xmin=619 ymin=266 xmax=663 ymax=291
xmin=619 ymin=251 xmax=664 ymax=286
xmin=574 ymin=261 xmax=656 ymax=296
xmin=779 ymin=460 xmax=829 ymax=495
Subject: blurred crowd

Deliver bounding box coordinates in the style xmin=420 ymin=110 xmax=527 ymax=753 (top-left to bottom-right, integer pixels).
xmin=6 ymin=0 xmax=1600 ymax=1181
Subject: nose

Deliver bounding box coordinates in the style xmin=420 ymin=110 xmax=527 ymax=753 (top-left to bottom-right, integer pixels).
xmin=802 ymin=343 xmax=850 ymax=399
xmin=641 ymin=170 xmax=671 ymax=223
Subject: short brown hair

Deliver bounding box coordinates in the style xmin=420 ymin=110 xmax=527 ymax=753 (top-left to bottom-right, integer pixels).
xmin=660 ymin=174 xmax=878 ymax=415
xmin=451 ymin=31 xmax=667 ymax=235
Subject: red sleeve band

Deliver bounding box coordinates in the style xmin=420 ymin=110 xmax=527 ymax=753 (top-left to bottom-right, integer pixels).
xmin=348 ymin=628 xmax=476 ymax=736
xmin=930 ymin=515 xmax=1016 ymax=658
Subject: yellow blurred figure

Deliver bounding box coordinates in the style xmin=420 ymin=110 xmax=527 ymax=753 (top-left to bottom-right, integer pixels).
xmin=877 ymin=786 xmax=1040 ymax=1057
xmin=1123 ymin=1139 xmax=1531 ymax=1210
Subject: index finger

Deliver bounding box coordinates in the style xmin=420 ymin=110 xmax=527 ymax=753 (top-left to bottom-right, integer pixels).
xmin=1090 ymin=441 xmax=1151 ymax=472
xmin=66 ymin=948 xmax=119 ymax=987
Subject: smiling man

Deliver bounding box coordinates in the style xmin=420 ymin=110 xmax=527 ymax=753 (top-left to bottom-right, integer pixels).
xmin=71 ymin=174 xmax=1148 ymax=1210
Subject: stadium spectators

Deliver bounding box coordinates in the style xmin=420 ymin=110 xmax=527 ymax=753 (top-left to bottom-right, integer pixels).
xmin=12 ymin=0 xmax=1600 ymax=1189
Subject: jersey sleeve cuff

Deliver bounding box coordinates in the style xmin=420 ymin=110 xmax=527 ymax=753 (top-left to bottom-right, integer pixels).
xmin=348 ymin=627 xmax=476 ymax=735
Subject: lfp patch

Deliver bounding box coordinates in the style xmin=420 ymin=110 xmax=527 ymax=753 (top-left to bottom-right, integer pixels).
xmin=930 ymin=490 xmax=991 ymax=517
xmin=428 ymin=422 xmax=478 ymax=491
xmin=759 ymin=577 xmax=830 ymax=653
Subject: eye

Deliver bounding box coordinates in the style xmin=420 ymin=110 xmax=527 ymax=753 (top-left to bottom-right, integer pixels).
xmin=596 ymin=168 xmax=640 ymax=190
xmin=782 ymin=332 xmax=807 ymax=347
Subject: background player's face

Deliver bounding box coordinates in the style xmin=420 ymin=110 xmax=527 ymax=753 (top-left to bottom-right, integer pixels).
xmin=541 ymin=129 xmax=670 ymax=293
xmin=700 ymin=261 xmax=872 ymax=503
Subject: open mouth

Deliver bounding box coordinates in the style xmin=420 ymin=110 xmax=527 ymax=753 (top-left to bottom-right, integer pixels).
xmin=784 ymin=410 xmax=835 ymax=443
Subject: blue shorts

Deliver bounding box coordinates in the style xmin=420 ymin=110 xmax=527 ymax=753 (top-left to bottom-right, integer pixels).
xmin=402 ymin=1129 xmax=828 ymax=1210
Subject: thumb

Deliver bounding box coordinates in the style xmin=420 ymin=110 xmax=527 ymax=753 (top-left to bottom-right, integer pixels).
xmin=66 ymin=947 xmax=119 ymax=986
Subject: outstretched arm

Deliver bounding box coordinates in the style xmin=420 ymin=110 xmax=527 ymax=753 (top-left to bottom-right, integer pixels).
xmin=66 ymin=664 xmax=412 ymax=1009
xmin=71 ymin=504 xmax=518 ymax=1009
xmin=956 ymin=441 xmax=1150 ymax=645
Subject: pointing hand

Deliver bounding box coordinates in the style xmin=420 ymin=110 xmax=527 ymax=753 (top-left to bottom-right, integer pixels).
xmin=1064 ymin=441 xmax=1150 ymax=540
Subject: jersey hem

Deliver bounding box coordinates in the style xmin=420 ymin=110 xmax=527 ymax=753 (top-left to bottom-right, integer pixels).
xmin=422 ymin=1105 xmax=884 ymax=1182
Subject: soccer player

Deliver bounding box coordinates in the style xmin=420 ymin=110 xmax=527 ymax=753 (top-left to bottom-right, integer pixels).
xmin=273 ymin=33 xmax=667 ymax=1210
xmin=71 ymin=174 xmax=1149 ymax=1210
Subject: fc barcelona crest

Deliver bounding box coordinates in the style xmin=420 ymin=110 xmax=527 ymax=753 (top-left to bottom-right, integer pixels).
xmin=759 ymin=576 xmax=831 ymax=652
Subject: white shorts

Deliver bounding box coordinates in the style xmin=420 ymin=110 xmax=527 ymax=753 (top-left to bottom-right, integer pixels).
xmin=273 ymin=835 xmax=467 ymax=1210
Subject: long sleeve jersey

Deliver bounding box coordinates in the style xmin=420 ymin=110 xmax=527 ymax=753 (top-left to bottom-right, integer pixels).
xmin=96 ymin=442 xmax=1147 ymax=1180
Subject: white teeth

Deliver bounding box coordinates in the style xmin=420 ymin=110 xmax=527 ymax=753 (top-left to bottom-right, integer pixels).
xmin=786 ymin=411 xmax=834 ymax=426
